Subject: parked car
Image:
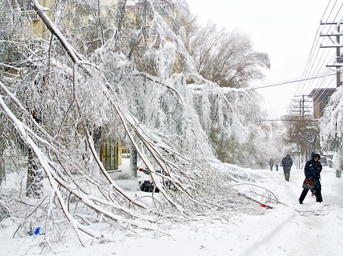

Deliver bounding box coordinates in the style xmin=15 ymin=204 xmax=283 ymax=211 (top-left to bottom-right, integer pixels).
xmin=138 ymin=167 xmax=176 ymax=192
xmin=320 ymin=156 xmax=328 ymax=166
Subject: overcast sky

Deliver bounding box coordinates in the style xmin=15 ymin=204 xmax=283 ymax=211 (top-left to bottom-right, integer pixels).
xmin=185 ymin=0 xmax=330 ymax=118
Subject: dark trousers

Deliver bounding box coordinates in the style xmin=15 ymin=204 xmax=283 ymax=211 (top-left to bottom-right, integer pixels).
xmin=299 ymin=188 xmax=323 ymax=202
xmin=284 ymin=170 xmax=290 ymax=181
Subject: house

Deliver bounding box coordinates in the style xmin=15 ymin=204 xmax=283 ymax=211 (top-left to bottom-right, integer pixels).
xmin=17 ymin=0 xmax=51 ymax=39
xmin=309 ymin=88 xmax=336 ymax=119
xmin=5 ymin=0 xmax=124 ymax=172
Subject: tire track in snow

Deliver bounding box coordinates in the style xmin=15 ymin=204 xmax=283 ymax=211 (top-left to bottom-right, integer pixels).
xmin=239 ymin=211 xmax=296 ymax=256
xmin=240 ymin=167 xmax=342 ymax=256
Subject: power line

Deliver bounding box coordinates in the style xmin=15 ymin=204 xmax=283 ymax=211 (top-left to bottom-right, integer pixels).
xmin=286 ymin=1 xmax=343 ymax=115
xmin=261 ymin=119 xmax=318 ymax=122
xmin=251 ymin=73 xmax=335 ymax=90
xmin=293 ymin=1 xmax=340 ymax=99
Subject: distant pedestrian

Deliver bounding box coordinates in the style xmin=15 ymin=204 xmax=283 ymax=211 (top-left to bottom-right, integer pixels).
xmin=281 ymin=154 xmax=293 ymax=181
xmin=299 ymin=152 xmax=323 ymax=204
xmin=269 ymin=158 xmax=274 ymax=171
xmin=275 ymin=160 xmax=279 ymax=171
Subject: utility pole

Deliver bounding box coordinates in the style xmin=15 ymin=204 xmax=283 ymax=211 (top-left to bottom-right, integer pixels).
xmin=320 ymin=21 xmax=343 ymax=87
xmin=337 ymin=25 xmax=341 ymax=87
xmin=291 ymin=95 xmax=310 ymax=120
xmin=320 ymin=20 xmax=342 ymax=178
xmin=290 ymin=94 xmax=312 ymax=166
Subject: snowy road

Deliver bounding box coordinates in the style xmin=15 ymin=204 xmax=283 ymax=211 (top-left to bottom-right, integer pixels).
xmin=241 ymin=166 xmax=343 ymax=256
xmin=1 ymin=164 xmax=343 ymax=256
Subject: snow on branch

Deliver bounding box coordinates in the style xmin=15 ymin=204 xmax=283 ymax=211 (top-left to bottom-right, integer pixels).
xmin=0 ymin=0 xmax=267 ymax=248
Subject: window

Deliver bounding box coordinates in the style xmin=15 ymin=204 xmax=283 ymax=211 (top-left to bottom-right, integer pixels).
xmin=18 ymin=0 xmax=34 ymax=11
xmin=18 ymin=0 xmax=39 ymax=21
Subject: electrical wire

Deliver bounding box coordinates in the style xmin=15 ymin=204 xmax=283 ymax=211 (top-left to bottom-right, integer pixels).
xmin=286 ymin=0 xmax=343 ymax=116
xmin=291 ymin=0 xmax=338 ymax=98
xmin=251 ymin=73 xmax=335 ymax=90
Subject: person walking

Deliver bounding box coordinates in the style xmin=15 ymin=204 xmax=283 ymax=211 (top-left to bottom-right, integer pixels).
xmin=275 ymin=160 xmax=279 ymax=171
xmin=281 ymin=154 xmax=293 ymax=181
xmin=269 ymin=158 xmax=274 ymax=171
xmin=299 ymin=152 xmax=323 ymax=204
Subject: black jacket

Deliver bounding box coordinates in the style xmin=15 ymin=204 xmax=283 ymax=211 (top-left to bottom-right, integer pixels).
xmin=304 ymin=152 xmax=322 ymax=189
xmin=304 ymin=152 xmax=322 ymax=180
xmin=281 ymin=154 xmax=293 ymax=171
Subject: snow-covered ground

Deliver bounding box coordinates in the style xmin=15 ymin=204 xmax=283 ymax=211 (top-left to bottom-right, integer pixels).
xmin=1 ymin=160 xmax=343 ymax=256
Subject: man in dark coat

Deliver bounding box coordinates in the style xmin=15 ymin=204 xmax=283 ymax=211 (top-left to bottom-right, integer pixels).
xmin=281 ymin=154 xmax=293 ymax=181
xmin=299 ymin=152 xmax=323 ymax=204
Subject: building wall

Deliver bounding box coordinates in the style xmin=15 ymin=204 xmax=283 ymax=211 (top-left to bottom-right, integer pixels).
xmin=18 ymin=0 xmax=52 ymax=39
xmin=14 ymin=0 xmax=124 ymax=171
xmin=311 ymin=89 xmax=335 ymax=119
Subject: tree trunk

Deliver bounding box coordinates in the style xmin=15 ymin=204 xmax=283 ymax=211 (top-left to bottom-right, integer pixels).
xmin=130 ymin=147 xmax=137 ymax=178
xmin=0 ymin=159 xmax=5 ymax=185
xmin=26 ymin=148 xmax=43 ymax=198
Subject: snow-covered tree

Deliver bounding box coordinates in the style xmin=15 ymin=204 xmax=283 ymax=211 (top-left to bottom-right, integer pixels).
xmin=182 ymin=18 xmax=274 ymax=165
xmin=0 ymin=0 xmax=275 ymax=248
xmin=283 ymin=114 xmax=320 ymax=161
xmin=320 ymin=86 xmax=343 ymax=169
xmin=185 ymin=20 xmax=270 ymax=89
